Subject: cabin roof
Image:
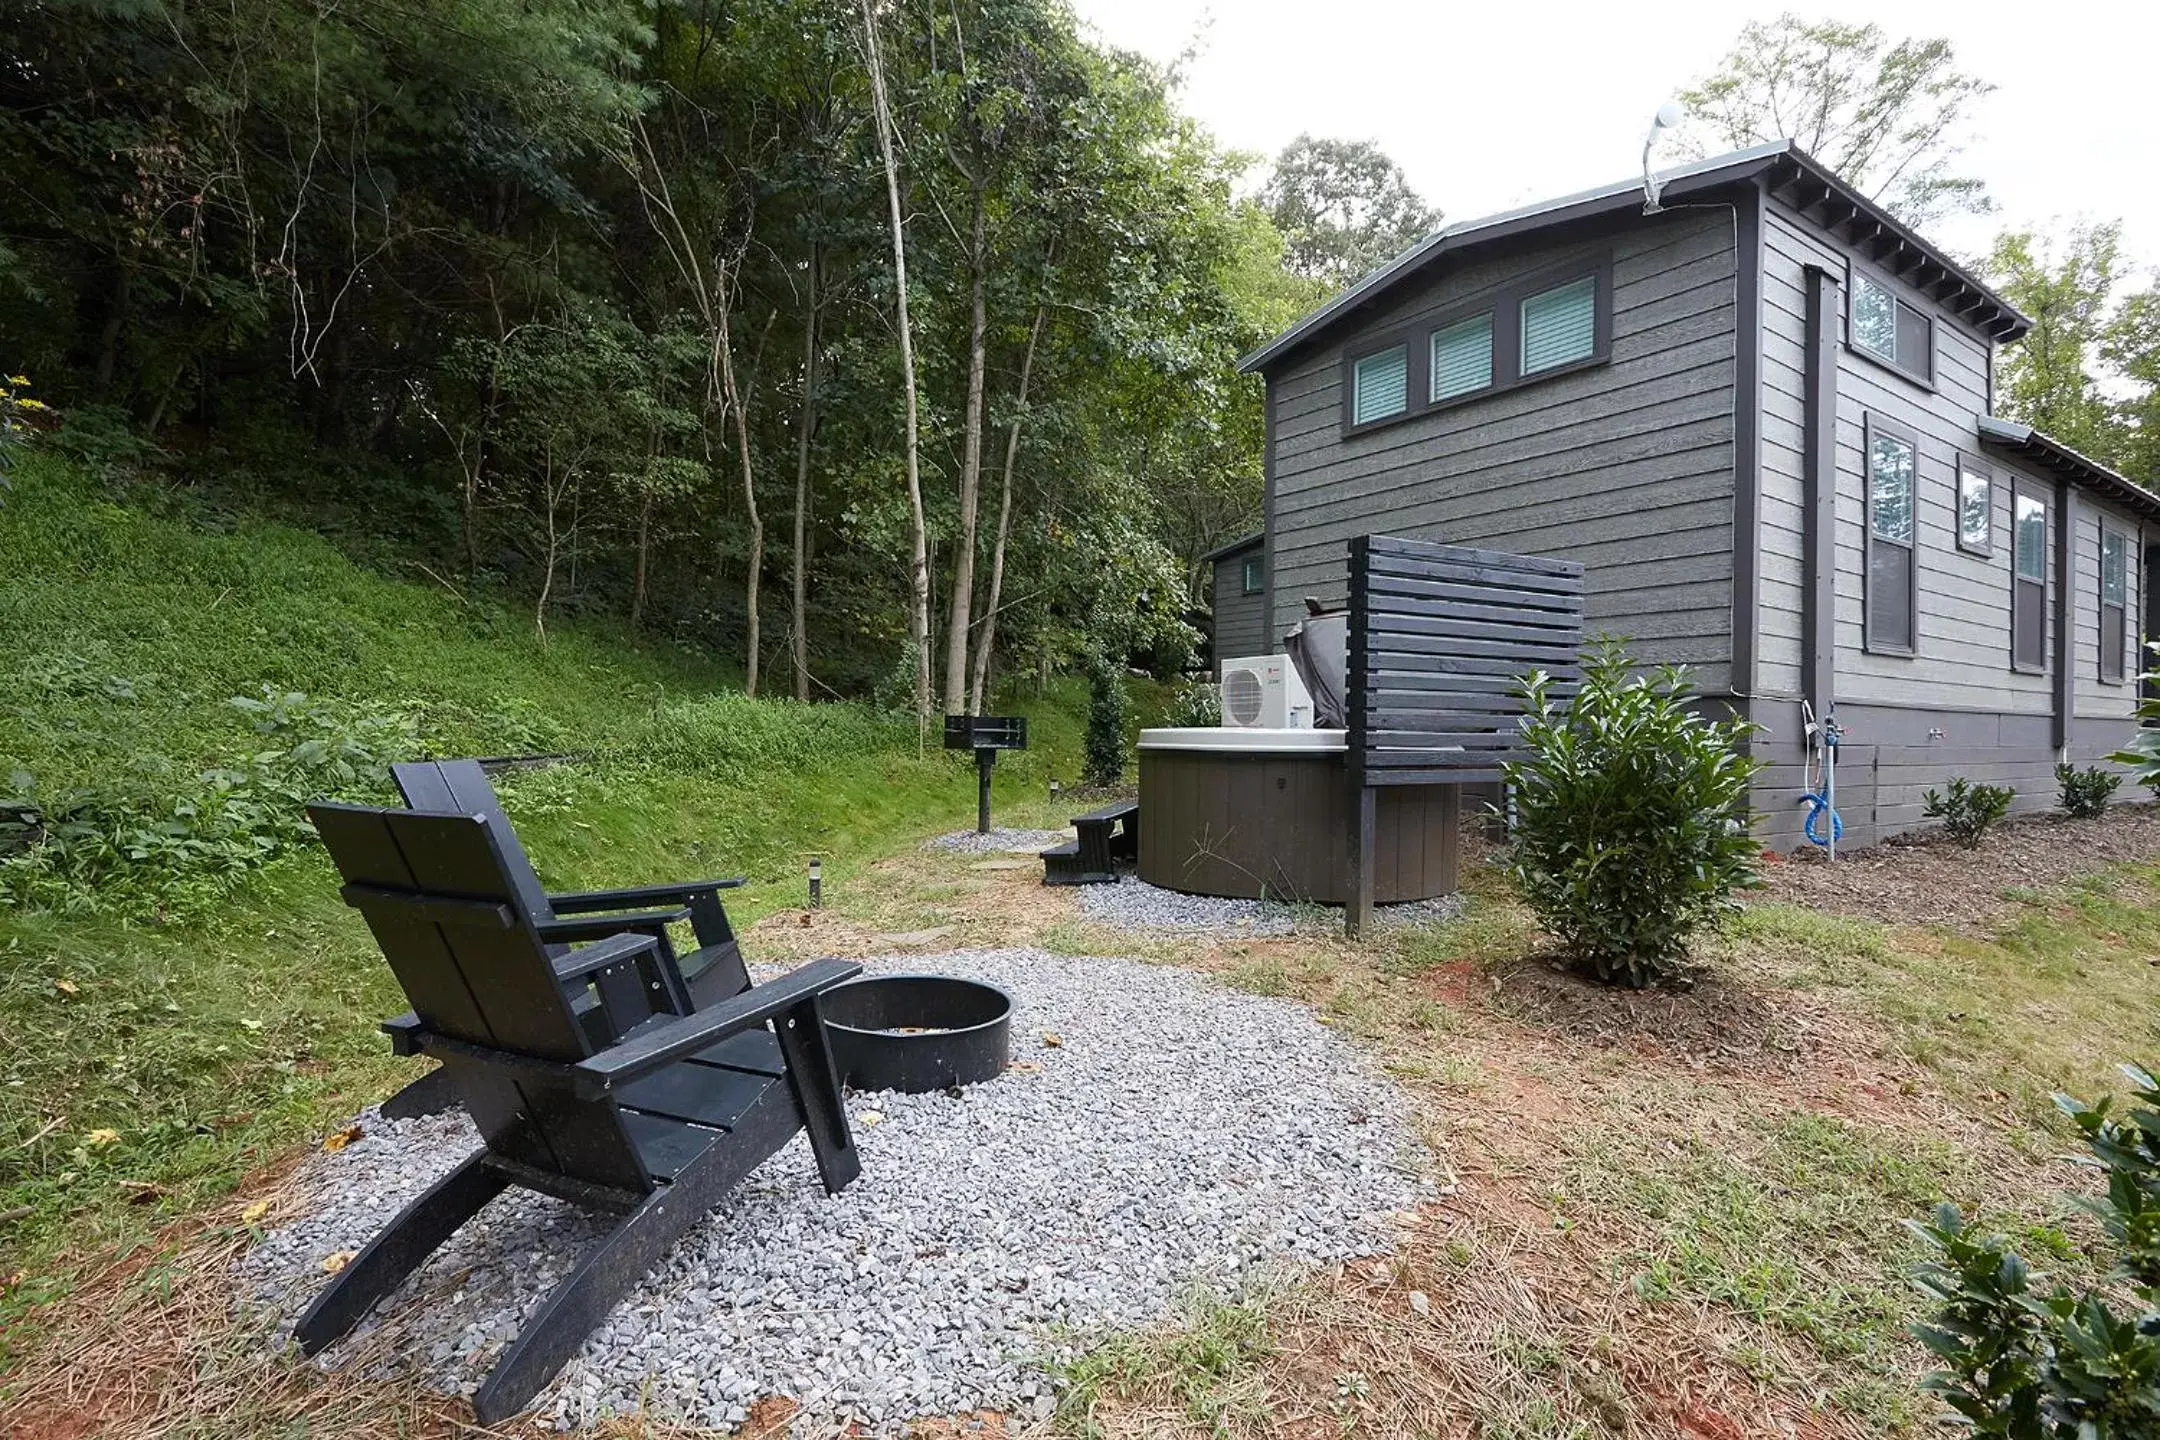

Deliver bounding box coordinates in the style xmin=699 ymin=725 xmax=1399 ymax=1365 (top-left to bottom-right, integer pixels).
xmin=1239 ymin=140 xmax=2031 ymax=375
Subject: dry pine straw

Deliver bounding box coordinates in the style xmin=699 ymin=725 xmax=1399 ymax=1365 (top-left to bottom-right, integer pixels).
xmin=1758 ymin=804 xmax=2160 ymax=930
xmin=8 ymin=815 xmax=2147 ymax=1440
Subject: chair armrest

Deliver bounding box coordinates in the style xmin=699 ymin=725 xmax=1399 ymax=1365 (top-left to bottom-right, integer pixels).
xmin=575 ymin=957 xmax=861 ymax=1097
xmin=549 ymin=879 xmax=747 ymax=913
xmin=537 ymin=908 xmax=691 ymax=943
xmin=549 ymin=929 xmax=664 ymax=981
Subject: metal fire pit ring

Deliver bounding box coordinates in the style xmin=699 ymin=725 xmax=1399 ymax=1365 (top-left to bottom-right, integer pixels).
xmin=818 ymin=974 xmax=1014 ymax=1094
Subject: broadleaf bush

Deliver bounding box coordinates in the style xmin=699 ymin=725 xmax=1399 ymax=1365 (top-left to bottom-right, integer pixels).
xmin=1923 ymin=777 xmax=2015 ymax=848
xmin=1500 ymin=639 xmax=1762 ymax=987
xmin=2055 ymin=763 xmax=2121 ymax=820
xmin=1161 ymin=678 xmax=1222 ymax=730
xmin=1908 ymin=1062 xmax=2160 ymax=1434
xmin=0 ymin=687 xmax=416 ymax=916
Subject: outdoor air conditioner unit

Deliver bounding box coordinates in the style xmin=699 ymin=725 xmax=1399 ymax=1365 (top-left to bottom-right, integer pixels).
xmin=1217 ymin=654 xmax=1313 ymax=730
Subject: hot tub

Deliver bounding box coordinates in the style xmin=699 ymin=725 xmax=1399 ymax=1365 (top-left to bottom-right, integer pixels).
xmin=1136 ymin=727 xmax=1457 ymax=904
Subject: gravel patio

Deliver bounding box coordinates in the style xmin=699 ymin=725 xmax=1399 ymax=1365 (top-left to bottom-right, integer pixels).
xmin=239 ymin=947 xmax=1430 ymax=1434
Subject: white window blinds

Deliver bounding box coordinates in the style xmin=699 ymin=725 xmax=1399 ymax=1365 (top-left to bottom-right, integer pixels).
xmin=1520 ymin=277 xmax=1596 ymax=374
xmin=1430 ymin=314 xmax=1493 ymax=401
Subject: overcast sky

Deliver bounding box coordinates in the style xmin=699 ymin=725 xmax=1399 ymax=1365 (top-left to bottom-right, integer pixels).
xmin=1067 ymin=1 xmax=2160 ymax=274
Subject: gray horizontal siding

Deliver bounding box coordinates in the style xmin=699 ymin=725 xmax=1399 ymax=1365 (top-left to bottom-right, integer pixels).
xmin=2072 ymin=495 xmax=2144 ymax=721
xmin=1210 ymin=562 xmax=1268 ymax=662
xmin=1744 ymin=698 xmax=2142 ymax=849
xmin=1265 ymin=209 xmax=1738 ymax=689
xmin=1760 ymin=198 xmax=2053 ymax=714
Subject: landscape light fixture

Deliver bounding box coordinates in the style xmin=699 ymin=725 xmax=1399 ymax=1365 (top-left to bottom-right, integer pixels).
xmin=1641 ymin=100 xmax=1685 ymax=214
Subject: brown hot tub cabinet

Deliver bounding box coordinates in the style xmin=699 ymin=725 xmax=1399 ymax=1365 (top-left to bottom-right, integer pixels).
xmin=1136 ymin=728 xmax=1457 ymax=904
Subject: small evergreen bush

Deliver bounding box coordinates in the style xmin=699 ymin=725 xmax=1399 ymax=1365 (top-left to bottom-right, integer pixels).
xmin=1923 ymin=777 xmax=2015 ymax=848
xmin=1083 ymin=655 xmax=1128 ymax=788
xmin=2055 ymin=762 xmax=2121 ymax=820
xmin=1908 ymin=1062 xmax=2160 ymax=1434
xmin=1501 ymin=639 xmax=1762 ymax=988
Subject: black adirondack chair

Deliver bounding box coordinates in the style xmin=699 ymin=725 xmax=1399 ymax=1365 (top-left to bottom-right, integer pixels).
xmin=301 ymin=801 xmax=862 ymax=1423
xmin=380 ymin=759 xmax=750 ymax=1118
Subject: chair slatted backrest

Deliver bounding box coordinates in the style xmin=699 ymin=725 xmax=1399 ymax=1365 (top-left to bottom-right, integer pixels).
xmin=391 ymin=759 xmax=557 ymax=925
xmin=307 ymin=801 xmax=652 ymax=1196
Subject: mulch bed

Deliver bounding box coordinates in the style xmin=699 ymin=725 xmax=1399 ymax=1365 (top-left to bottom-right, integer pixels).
xmin=1755 ymin=802 xmax=2160 ymax=930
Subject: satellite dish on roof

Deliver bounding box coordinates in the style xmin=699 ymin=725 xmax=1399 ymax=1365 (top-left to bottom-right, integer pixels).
xmin=1642 ymin=100 xmax=1686 ymax=214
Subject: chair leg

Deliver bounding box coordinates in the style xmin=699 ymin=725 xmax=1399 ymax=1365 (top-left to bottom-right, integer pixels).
xmin=467 ymin=1095 xmax=799 ymax=1424
xmin=378 ymin=1064 xmax=461 ymax=1121
xmin=773 ymin=999 xmax=861 ymax=1196
xmin=295 ymin=1149 xmax=507 ymax=1354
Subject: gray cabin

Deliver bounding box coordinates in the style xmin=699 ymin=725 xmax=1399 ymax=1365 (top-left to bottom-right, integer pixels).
xmin=1218 ymin=140 xmax=2159 ymax=848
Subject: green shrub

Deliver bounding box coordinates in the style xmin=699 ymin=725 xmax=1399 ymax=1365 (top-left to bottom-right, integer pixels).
xmin=1908 ymin=1062 xmax=2160 ymax=1434
xmin=1083 ymin=655 xmax=1128 ymax=788
xmin=2112 ymin=642 xmax=2160 ymax=791
xmin=1161 ymin=678 xmax=1221 ymax=729
xmin=1922 ymin=777 xmax=2015 ymax=848
xmin=1500 ymin=639 xmax=1762 ymax=988
xmin=0 ymin=687 xmax=414 ymax=916
xmin=2055 ymin=763 xmax=2121 ymax=820
xmin=0 ymin=372 xmax=47 ymax=502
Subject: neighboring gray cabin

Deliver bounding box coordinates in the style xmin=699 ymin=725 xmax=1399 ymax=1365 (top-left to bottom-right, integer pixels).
xmin=1217 ymin=141 xmax=2158 ymax=847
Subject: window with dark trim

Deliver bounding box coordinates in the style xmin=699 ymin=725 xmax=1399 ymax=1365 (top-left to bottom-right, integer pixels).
xmin=2011 ymin=484 xmax=2047 ymax=672
xmin=1340 ymin=253 xmax=1611 ymax=434
xmin=1956 ymin=455 xmax=1992 ymax=554
xmin=1864 ymin=414 xmax=1919 ymax=655
xmin=1349 ymin=344 xmax=1408 ymax=425
xmin=1848 ymin=265 xmax=1935 ymax=386
xmin=1520 ymin=275 xmax=1598 ymax=374
xmin=1240 ymin=554 xmax=1263 ymax=597
xmin=1430 ymin=313 xmax=1493 ymax=402
xmin=2101 ymin=525 xmax=2128 ymax=683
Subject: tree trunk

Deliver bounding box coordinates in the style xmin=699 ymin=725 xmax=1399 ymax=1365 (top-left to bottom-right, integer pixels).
xmin=862 ymin=0 xmax=933 ymax=738
xmin=631 ymin=492 xmax=652 ymax=631
xmin=714 ymin=273 xmax=762 ymax=699
xmin=941 ymin=185 xmax=990 ymax=715
xmin=93 ymin=266 xmax=129 ymax=396
xmin=791 ymin=244 xmax=822 ymax=702
xmin=969 ymin=302 xmax=1046 ymax=715
xmin=536 ymin=452 xmax=559 ymax=646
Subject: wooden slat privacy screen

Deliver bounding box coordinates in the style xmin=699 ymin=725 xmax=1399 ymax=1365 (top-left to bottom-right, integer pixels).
xmin=1346 ymin=534 xmax=1585 ymax=790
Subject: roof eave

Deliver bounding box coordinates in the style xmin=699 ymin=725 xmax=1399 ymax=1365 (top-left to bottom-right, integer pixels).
xmin=1978 ymin=415 xmax=2160 ymax=520
xmin=1201 ymin=530 xmax=1265 ymax=562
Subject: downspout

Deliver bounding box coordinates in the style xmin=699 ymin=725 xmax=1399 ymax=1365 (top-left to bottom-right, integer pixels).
xmin=2055 ymin=479 xmax=2076 ymax=758
xmin=1801 ymin=265 xmax=1839 ymax=751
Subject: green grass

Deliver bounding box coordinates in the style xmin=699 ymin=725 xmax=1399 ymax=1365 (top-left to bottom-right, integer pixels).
xmin=1055 ymin=1284 xmax=1279 ymax=1438
xmin=0 ymin=455 xmax=1102 ymax=1347
xmin=1732 ymin=884 xmax=2160 ymax=1122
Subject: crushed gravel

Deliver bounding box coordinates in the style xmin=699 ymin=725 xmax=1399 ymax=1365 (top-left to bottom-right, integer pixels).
xmin=239 ymin=948 xmax=1427 ymax=1433
xmin=1076 ymin=876 xmax=1466 ymax=935
xmin=922 ymin=827 xmax=1071 ymax=855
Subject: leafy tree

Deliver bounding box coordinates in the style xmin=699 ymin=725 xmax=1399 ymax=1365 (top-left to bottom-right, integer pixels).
xmin=0 ymin=0 xmax=1292 ymax=707
xmin=1678 ymin=15 xmax=1994 ymax=226
xmin=1988 ymin=226 xmax=2131 ymax=465
xmin=1259 ymin=135 xmax=1438 ymax=290
xmin=2105 ymin=285 xmax=2160 ymax=485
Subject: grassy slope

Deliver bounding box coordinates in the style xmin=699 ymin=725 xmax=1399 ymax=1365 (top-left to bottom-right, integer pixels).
xmin=0 ymin=456 xmax=1104 ymax=1336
